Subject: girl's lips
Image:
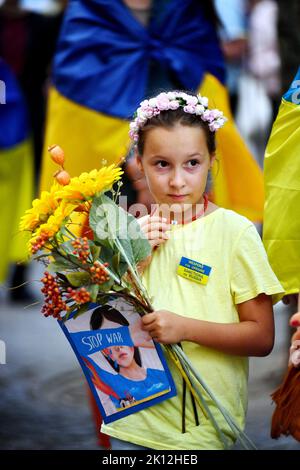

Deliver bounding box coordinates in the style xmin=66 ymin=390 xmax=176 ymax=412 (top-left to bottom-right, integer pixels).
xmin=168 ymin=194 xmax=187 ymax=200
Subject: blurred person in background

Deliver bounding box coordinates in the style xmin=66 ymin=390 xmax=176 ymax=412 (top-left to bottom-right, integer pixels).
xmin=214 ymin=0 xmax=248 ymax=115
xmin=243 ymin=0 xmax=281 ymax=167
xmin=0 ymin=0 xmax=66 ymax=301
xmin=0 ymin=58 xmax=33 ymax=300
xmin=248 ymin=0 xmax=281 ymax=130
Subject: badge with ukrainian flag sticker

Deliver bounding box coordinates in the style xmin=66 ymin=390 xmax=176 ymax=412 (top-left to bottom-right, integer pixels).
xmin=177 ymin=256 xmax=212 ymax=285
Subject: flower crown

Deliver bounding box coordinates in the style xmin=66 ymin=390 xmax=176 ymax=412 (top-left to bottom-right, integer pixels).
xmin=129 ymin=91 xmax=227 ymax=143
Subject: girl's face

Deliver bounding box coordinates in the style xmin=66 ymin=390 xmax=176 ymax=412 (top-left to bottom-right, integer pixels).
xmin=108 ymin=346 xmax=135 ymax=368
xmin=137 ymin=123 xmax=215 ymax=210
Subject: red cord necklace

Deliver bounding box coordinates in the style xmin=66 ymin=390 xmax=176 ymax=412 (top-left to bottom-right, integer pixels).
xmin=170 ymin=193 xmax=209 ymax=225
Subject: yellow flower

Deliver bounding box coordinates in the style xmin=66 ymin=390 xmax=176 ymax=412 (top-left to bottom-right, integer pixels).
xmin=29 ymin=202 xmax=76 ymax=253
xmin=56 ymin=165 xmax=123 ymax=201
xmin=20 ymin=182 xmax=61 ymax=232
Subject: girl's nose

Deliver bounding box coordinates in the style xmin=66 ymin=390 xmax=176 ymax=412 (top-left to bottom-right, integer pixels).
xmin=169 ymin=169 xmax=185 ymax=188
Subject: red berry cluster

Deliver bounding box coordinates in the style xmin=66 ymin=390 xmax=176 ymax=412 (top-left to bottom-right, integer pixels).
xmin=90 ymin=261 xmax=110 ymax=284
xmin=31 ymin=232 xmax=49 ymax=254
xmin=71 ymin=237 xmax=90 ymax=264
xmin=41 ymin=271 xmax=67 ymax=319
xmin=67 ymin=287 xmax=91 ymax=304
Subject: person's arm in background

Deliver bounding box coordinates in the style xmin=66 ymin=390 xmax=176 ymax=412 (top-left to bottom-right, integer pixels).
xmin=214 ymin=0 xmax=248 ymax=114
xmin=214 ymin=0 xmax=248 ymax=60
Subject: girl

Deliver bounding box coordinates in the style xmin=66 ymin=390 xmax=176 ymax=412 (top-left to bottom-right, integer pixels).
xmin=101 ymin=91 xmax=284 ymax=450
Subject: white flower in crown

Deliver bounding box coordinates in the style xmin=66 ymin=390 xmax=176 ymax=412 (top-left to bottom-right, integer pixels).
xmin=129 ymin=91 xmax=227 ymax=144
xmin=198 ymin=96 xmax=209 ymax=107
xmin=195 ymin=104 xmax=205 ymax=115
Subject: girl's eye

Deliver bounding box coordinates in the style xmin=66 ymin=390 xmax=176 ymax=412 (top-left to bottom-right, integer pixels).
xmin=186 ymin=159 xmax=200 ymax=168
xmin=156 ymin=161 xmax=169 ymax=168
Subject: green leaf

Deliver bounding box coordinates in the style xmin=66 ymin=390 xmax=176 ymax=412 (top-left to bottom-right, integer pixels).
xmin=66 ymin=271 xmax=91 ymax=287
xmin=48 ymin=253 xmax=74 ymax=273
xmin=89 ymin=193 xmax=151 ymax=267
xmin=87 ymin=284 xmax=100 ymax=302
xmin=98 ymin=276 xmax=115 ymax=293
xmin=95 ymin=244 xmax=127 ymax=280
xmin=90 ymin=244 xmax=101 ymax=262
xmin=59 ymin=240 xmax=76 ymax=256
xmin=73 ymin=303 xmax=90 ymax=319
xmin=112 ymin=284 xmax=126 ymax=292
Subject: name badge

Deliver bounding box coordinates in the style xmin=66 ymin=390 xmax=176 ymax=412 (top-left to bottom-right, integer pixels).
xmin=177 ymin=256 xmax=212 ymax=285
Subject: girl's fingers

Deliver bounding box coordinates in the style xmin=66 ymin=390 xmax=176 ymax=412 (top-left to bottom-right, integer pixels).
xmin=138 ymin=215 xmax=168 ymax=228
xmin=142 ymin=223 xmax=171 ymax=237
xmin=148 ymin=230 xmax=169 ymax=240
xmin=147 ymin=222 xmax=170 ymax=233
xmin=142 ymin=312 xmax=157 ymax=325
xmin=149 ymin=238 xmax=169 ymax=249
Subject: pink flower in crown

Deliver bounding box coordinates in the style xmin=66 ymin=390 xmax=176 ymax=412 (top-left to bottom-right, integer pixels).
xmin=136 ymin=116 xmax=147 ymax=127
xmin=148 ymin=98 xmax=157 ymax=108
xmin=178 ymin=92 xmax=189 ymax=101
xmin=129 ymin=130 xmax=138 ymax=141
xmin=183 ymin=104 xmax=196 ymax=114
xmin=169 ymin=100 xmax=180 ymax=110
xmin=156 ymin=92 xmax=170 ymax=111
xmin=138 ymin=105 xmax=154 ymax=119
xmin=202 ymin=110 xmax=213 ymax=122
xmin=185 ymin=95 xmax=198 ymax=106
xmin=140 ymin=99 xmax=149 ymax=108
xmin=129 ymin=121 xmax=138 ymax=131
xmin=210 ymin=109 xmax=223 ymax=119
xmin=167 ymin=92 xmax=176 ymax=100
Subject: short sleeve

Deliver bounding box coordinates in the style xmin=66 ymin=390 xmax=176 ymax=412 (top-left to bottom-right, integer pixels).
xmin=230 ymin=224 xmax=285 ymax=305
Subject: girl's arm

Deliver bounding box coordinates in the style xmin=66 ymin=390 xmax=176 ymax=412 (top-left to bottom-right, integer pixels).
xmin=142 ymin=293 xmax=274 ymax=357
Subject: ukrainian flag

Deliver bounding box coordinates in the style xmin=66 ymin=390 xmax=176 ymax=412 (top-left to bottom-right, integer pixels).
xmin=40 ymin=0 xmax=263 ymax=221
xmin=0 ymin=59 xmax=33 ymax=282
xmin=263 ymin=68 xmax=300 ymax=294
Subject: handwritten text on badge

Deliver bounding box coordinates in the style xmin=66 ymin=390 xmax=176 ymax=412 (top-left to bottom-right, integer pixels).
xmin=177 ymin=256 xmax=212 ymax=285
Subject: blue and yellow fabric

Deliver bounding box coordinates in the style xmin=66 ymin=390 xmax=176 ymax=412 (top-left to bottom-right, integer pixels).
xmin=40 ymin=0 xmax=263 ymax=221
xmin=263 ymin=67 xmax=300 ymax=294
xmin=0 ymin=59 xmax=33 ymax=282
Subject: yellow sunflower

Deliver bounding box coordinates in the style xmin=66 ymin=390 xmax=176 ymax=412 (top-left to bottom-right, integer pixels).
xmin=56 ymin=165 xmax=123 ymax=201
xmin=20 ymin=182 xmax=61 ymax=232
xmin=29 ymin=201 xmax=76 ymax=253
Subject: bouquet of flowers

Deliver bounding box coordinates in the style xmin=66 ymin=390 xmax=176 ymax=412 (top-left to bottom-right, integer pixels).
xmin=20 ymin=145 xmax=256 ymax=450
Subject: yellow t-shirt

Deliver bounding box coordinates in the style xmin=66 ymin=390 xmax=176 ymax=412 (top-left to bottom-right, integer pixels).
xmin=101 ymin=208 xmax=284 ymax=450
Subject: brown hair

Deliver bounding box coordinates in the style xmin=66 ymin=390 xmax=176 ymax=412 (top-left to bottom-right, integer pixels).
xmin=136 ymin=105 xmax=216 ymax=156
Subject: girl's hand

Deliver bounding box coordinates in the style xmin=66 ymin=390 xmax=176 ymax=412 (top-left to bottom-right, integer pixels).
xmin=141 ymin=310 xmax=185 ymax=344
xmin=137 ymin=215 xmax=170 ymax=250
xmin=129 ymin=317 xmax=154 ymax=348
